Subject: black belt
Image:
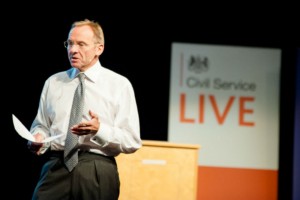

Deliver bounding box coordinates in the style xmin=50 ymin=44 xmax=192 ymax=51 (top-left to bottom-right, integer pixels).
xmin=46 ymin=150 xmax=115 ymax=162
xmin=47 ymin=150 xmax=88 ymax=157
xmin=46 ymin=150 xmax=63 ymax=158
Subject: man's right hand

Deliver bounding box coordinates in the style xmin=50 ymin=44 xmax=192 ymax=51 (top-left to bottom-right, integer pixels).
xmin=27 ymin=133 xmax=44 ymax=155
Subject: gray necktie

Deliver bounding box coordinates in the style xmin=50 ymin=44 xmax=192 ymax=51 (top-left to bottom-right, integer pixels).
xmin=64 ymin=73 xmax=85 ymax=172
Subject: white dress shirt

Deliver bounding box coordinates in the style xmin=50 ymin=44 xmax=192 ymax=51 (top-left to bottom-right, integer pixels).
xmin=30 ymin=61 xmax=142 ymax=156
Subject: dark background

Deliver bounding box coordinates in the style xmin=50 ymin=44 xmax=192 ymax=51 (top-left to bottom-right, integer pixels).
xmin=2 ymin=9 xmax=299 ymax=199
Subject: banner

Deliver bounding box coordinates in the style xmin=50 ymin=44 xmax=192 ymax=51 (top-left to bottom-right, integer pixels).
xmin=168 ymin=42 xmax=281 ymax=170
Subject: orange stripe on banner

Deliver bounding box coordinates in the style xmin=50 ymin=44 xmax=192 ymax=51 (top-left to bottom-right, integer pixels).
xmin=197 ymin=166 xmax=278 ymax=200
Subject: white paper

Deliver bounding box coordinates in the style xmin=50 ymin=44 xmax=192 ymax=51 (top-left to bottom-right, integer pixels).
xmin=12 ymin=114 xmax=63 ymax=143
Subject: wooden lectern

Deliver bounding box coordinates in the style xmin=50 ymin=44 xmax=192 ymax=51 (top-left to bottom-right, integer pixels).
xmin=116 ymin=140 xmax=200 ymax=200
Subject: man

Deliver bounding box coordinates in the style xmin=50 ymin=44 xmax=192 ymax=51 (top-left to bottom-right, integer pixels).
xmin=28 ymin=19 xmax=141 ymax=200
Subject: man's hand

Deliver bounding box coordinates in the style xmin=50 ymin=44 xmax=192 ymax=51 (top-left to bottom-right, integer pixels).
xmin=27 ymin=133 xmax=44 ymax=155
xmin=71 ymin=110 xmax=100 ymax=136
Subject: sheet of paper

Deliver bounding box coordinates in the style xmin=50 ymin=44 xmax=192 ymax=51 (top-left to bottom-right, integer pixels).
xmin=12 ymin=114 xmax=63 ymax=143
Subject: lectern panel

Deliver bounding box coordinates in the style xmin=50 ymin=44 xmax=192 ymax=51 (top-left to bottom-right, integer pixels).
xmin=116 ymin=140 xmax=200 ymax=200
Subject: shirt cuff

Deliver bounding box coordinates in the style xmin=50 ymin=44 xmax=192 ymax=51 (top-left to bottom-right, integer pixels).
xmin=91 ymin=123 xmax=112 ymax=146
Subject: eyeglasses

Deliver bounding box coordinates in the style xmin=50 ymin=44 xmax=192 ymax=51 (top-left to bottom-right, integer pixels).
xmin=63 ymin=40 xmax=98 ymax=50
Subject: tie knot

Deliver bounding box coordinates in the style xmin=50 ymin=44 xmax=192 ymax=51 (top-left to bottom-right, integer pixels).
xmin=78 ymin=73 xmax=85 ymax=82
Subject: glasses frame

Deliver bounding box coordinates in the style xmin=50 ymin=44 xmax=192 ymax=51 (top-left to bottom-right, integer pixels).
xmin=63 ymin=40 xmax=100 ymax=50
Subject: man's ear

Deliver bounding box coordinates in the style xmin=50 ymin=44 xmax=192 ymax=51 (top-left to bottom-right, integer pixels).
xmin=96 ymin=44 xmax=104 ymax=56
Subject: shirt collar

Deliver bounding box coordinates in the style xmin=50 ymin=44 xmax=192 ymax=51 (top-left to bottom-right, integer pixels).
xmin=69 ymin=61 xmax=101 ymax=83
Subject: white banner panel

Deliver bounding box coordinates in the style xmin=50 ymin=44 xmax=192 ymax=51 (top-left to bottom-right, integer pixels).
xmin=168 ymin=42 xmax=281 ymax=169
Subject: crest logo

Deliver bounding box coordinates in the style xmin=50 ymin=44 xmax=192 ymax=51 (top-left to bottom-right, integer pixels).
xmin=188 ymin=55 xmax=209 ymax=74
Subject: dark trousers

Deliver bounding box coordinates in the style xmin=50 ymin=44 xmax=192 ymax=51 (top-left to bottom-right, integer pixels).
xmin=32 ymin=151 xmax=120 ymax=200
